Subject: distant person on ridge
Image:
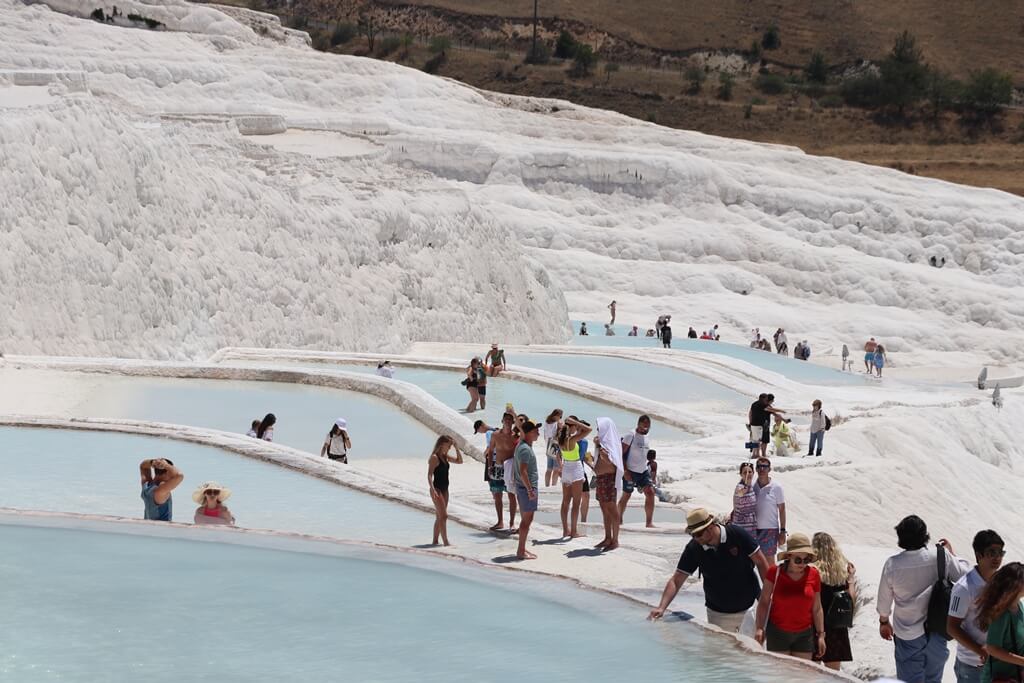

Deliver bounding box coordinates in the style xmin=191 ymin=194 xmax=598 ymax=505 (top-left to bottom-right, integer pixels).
xmin=628 ymin=325 xmax=638 ymax=337
xmin=320 ymin=418 xmax=352 ymax=463
xmin=376 ymin=360 xmax=394 ymax=378
xmin=608 ymin=300 xmax=616 ymax=325
xmin=256 ymin=413 xmax=276 ymax=442
xmin=864 ymin=338 xmax=878 ymax=373
xmin=579 ymin=322 xmax=589 ymax=336
xmin=604 ymin=323 xmax=615 ymax=336
xmin=139 ymin=458 xmax=183 ymax=522
xmin=660 ymin=321 xmax=672 ymax=349
xmin=688 ymin=326 xmax=698 ymax=339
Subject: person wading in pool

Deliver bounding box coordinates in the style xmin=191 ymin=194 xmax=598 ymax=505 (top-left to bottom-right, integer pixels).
xmin=484 ymin=412 xmax=519 ymax=533
xmin=427 ymin=435 xmax=464 ymax=547
xmin=618 ymin=415 xmax=656 ymax=528
xmin=514 ymin=420 xmax=542 ymax=560
xmin=139 ymin=458 xmax=183 ymax=522
xmin=484 ymin=343 xmax=506 ymax=377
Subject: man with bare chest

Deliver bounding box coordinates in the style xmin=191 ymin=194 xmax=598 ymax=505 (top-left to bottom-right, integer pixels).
xmin=484 ymin=412 xmax=519 ymax=532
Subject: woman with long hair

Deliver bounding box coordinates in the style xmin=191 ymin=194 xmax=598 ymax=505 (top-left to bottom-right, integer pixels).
xmin=320 ymin=418 xmax=352 ymax=463
xmin=543 ymin=409 xmax=563 ymax=487
xmin=730 ymin=462 xmax=757 ymax=536
xmin=812 ymin=532 xmax=856 ymax=671
xmin=256 ymin=413 xmax=276 ymax=442
xmin=427 ymin=435 xmax=464 ymax=546
xmin=557 ymin=416 xmax=591 ymax=539
xmin=976 ymin=562 xmax=1024 ymax=682
xmin=463 ymin=359 xmax=481 ymax=413
xmin=754 ymin=533 xmax=826 ymax=661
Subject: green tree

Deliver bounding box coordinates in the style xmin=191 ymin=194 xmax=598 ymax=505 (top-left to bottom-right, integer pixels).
xmin=960 ymin=68 xmax=1013 ymax=123
xmin=684 ymin=64 xmax=706 ymax=94
xmin=717 ymin=72 xmax=735 ymax=100
xmin=923 ymin=69 xmax=960 ymax=123
xmin=747 ymin=40 xmax=762 ymax=63
xmin=554 ymin=30 xmax=577 ymax=59
xmin=805 ymin=51 xmax=828 ymax=84
xmin=525 ymin=41 xmax=551 ymax=64
xmin=569 ymin=43 xmax=596 ymax=77
xmin=761 ymin=24 xmax=780 ymax=50
xmin=604 ymin=61 xmax=620 ymax=84
xmin=331 ymin=22 xmax=357 ymax=47
xmin=878 ymin=30 xmax=928 ymax=117
xmin=429 ymin=35 xmax=451 ymax=55
xmin=357 ymin=14 xmax=378 ymax=52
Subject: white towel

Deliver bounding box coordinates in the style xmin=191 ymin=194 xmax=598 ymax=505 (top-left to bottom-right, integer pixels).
xmin=596 ymin=417 xmax=624 ymax=495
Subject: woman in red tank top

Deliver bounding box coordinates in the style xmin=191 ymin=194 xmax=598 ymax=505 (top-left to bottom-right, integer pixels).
xmin=192 ymin=482 xmax=235 ymax=526
xmin=754 ymin=532 xmax=825 ymax=661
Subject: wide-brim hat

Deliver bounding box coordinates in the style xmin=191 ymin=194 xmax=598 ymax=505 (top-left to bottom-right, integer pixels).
xmin=685 ymin=508 xmax=715 ymax=535
xmin=192 ymin=481 xmax=232 ymax=505
xmin=778 ymin=532 xmax=817 ymax=561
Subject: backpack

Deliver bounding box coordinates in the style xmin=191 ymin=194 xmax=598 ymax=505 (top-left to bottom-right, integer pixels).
xmin=825 ymin=587 xmax=855 ymax=630
xmin=925 ymin=544 xmax=954 ymax=640
xmin=824 ymin=414 xmax=832 ymax=431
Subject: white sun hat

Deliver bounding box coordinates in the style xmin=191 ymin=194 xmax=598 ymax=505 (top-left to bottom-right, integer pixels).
xmin=192 ymin=481 xmax=232 ymax=504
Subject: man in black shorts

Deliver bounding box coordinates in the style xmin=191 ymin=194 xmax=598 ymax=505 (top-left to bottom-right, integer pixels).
xmin=748 ymin=393 xmax=784 ymax=458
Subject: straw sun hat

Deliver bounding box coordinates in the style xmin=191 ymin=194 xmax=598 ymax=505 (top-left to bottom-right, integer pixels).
xmin=192 ymin=481 xmax=232 ymax=505
xmin=685 ymin=508 xmax=716 ymax=535
xmin=778 ymin=532 xmax=817 ymax=562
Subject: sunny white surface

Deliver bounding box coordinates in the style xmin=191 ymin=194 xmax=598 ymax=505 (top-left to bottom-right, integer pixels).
xmin=2 ymin=0 xmax=1024 ymax=365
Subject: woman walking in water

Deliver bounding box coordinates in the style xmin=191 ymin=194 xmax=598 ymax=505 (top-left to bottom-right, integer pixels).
xmin=873 ymin=345 xmax=887 ymax=378
xmin=557 ymin=416 xmax=592 ymax=538
xmin=463 ymin=358 xmax=482 ymax=412
xmin=427 ymin=435 xmax=464 ymax=546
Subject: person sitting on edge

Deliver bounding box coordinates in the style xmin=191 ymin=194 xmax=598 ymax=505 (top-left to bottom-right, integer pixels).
xmin=688 ymin=326 xmax=698 ymax=339
xmin=246 ymin=419 xmax=260 ymax=438
xmin=649 ymin=507 xmax=769 ymax=635
xmin=376 ymin=361 xmax=394 ymax=378
xmin=484 ymin=343 xmax=506 ymax=377
xmin=579 ymin=322 xmax=588 ymax=336
xmin=139 ymin=458 xmax=183 ymax=522
xmin=192 ymin=482 xmax=235 ymax=526
xmin=628 ymin=325 xmax=638 ymax=337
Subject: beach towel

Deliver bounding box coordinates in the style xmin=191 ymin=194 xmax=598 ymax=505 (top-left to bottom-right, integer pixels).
xmin=596 ymin=418 xmax=624 ymax=496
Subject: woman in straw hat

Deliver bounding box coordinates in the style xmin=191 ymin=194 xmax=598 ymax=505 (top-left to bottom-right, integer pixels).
xmin=192 ymin=482 xmax=235 ymax=526
xmin=754 ymin=532 xmax=826 ymax=661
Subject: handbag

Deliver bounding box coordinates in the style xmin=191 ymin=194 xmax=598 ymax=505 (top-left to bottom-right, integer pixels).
xmin=925 ymin=544 xmax=954 ymax=640
xmin=825 ymin=583 xmax=854 ymax=630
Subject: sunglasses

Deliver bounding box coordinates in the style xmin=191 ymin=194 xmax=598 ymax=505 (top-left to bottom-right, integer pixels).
xmin=204 ymin=490 xmax=221 ymax=497
xmin=983 ymin=548 xmax=1007 ymax=559
xmin=790 ymin=556 xmax=812 ymax=565
xmin=756 ymin=465 xmax=770 ymax=471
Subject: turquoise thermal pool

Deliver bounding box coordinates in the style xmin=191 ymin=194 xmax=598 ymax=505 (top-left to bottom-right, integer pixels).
xmin=1 ymin=517 xmax=834 ymax=682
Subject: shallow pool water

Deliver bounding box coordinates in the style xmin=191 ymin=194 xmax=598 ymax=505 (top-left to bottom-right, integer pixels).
xmin=0 ymin=519 xmax=832 ymax=682
xmin=23 ymin=370 xmax=436 ymax=459
xmin=0 ymin=427 xmax=480 ymax=547
xmin=564 ymin=321 xmax=866 ymax=386
xmin=261 ymin=361 xmax=692 ymax=441
xmin=513 ymin=352 xmax=749 ymax=409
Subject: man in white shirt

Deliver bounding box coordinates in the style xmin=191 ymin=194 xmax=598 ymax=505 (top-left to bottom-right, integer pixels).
xmin=618 ymin=415 xmax=655 ymax=528
xmin=947 ymin=529 xmax=1005 ymax=683
xmin=877 ymin=515 xmax=971 ymax=683
xmin=752 ymin=457 xmax=785 ymax=560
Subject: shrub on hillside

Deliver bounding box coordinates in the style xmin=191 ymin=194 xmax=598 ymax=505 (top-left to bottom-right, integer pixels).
xmin=377 ymin=35 xmax=402 ymax=57
xmin=717 ymin=72 xmax=734 ymax=101
xmin=754 ymin=73 xmax=786 ymax=95
xmin=877 ymin=30 xmax=927 ymax=117
xmin=568 ymin=44 xmax=596 ymax=78
xmin=429 ymin=35 xmax=452 ymax=55
xmin=604 ymin=62 xmax=620 ymax=83
xmin=525 ymin=41 xmax=551 ymax=64
xmin=747 ymin=40 xmax=762 ymax=63
xmin=818 ymin=93 xmax=844 ymax=108
xmin=841 ymin=72 xmax=883 ymax=108
xmin=761 ymin=24 xmax=780 ymax=50
xmin=960 ymin=68 xmax=1013 ymax=123
xmin=684 ymin=64 xmax=706 ymax=94
xmin=805 ymin=51 xmax=828 ymax=83
xmin=924 ymin=69 xmax=961 ymax=122
xmin=331 ymin=22 xmax=357 ymax=47
xmin=554 ymin=30 xmax=577 ymax=59
xmin=423 ymin=53 xmax=446 ymax=74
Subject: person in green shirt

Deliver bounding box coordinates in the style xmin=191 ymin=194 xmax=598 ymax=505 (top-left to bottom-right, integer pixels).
xmin=977 ymin=562 xmax=1024 ymax=683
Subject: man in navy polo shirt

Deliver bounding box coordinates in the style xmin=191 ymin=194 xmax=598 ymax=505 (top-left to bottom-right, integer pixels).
xmin=648 ymin=507 xmax=770 ymax=635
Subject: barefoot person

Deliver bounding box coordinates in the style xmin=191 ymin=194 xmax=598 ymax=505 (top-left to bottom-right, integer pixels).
xmin=593 ymin=417 xmax=624 ymax=551
xmin=427 ymin=435 xmax=464 ymax=546
xmin=484 ymin=343 xmax=506 ymax=377
xmin=513 ymin=420 xmax=541 ymax=560
xmin=320 ymin=418 xmax=352 ymax=463
xmin=543 ymin=409 xmax=563 ymax=487
xmin=192 ymin=482 xmax=235 ymax=526
xmin=557 ymin=416 xmax=592 ymax=538
xmin=618 ymin=415 xmax=656 ymax=528
xmin=463 ymin=358 xmax=481 ymax=413
xmin=608 ymin=300 xmax=617 ymax=325
xmin=648 ymin=508 xmax=769 ymax=634
xmin=484 ymin=412 xmax=519 ymax=532
xmin=139 ymin=458 xmax=183 ymax=522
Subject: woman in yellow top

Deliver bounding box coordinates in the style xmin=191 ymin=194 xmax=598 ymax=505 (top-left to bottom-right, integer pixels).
xmin=772 ymin=414 xmax=799 ymax=457
xmin=557 ymin=416 xmax=592 ymax=539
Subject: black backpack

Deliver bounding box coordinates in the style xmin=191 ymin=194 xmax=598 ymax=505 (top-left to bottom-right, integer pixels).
xmin=824 ymin=414 xmax=832 ymax=431
xmin=825 ymin=586 xmax=854 ymax=630
xmin=925 ymin=544 xmax=954 ymax=640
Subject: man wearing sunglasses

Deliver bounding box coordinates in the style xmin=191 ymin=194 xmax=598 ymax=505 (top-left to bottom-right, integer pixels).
xmin=753 ymin=457 xmax=786 ymax=561
xmin=648 ymin=507 xmax=769 ymax=635
xmin=947 ymin=529 xmax=1005 ymax=683
xmin=139 ymin=458 xmax=183 ymax=522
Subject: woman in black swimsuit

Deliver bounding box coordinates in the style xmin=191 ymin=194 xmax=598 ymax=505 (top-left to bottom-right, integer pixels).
xmin=463 ymin=358 xmax=481 ymax=413
xmin=428 ymin=435 xmax=464 ymax=546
